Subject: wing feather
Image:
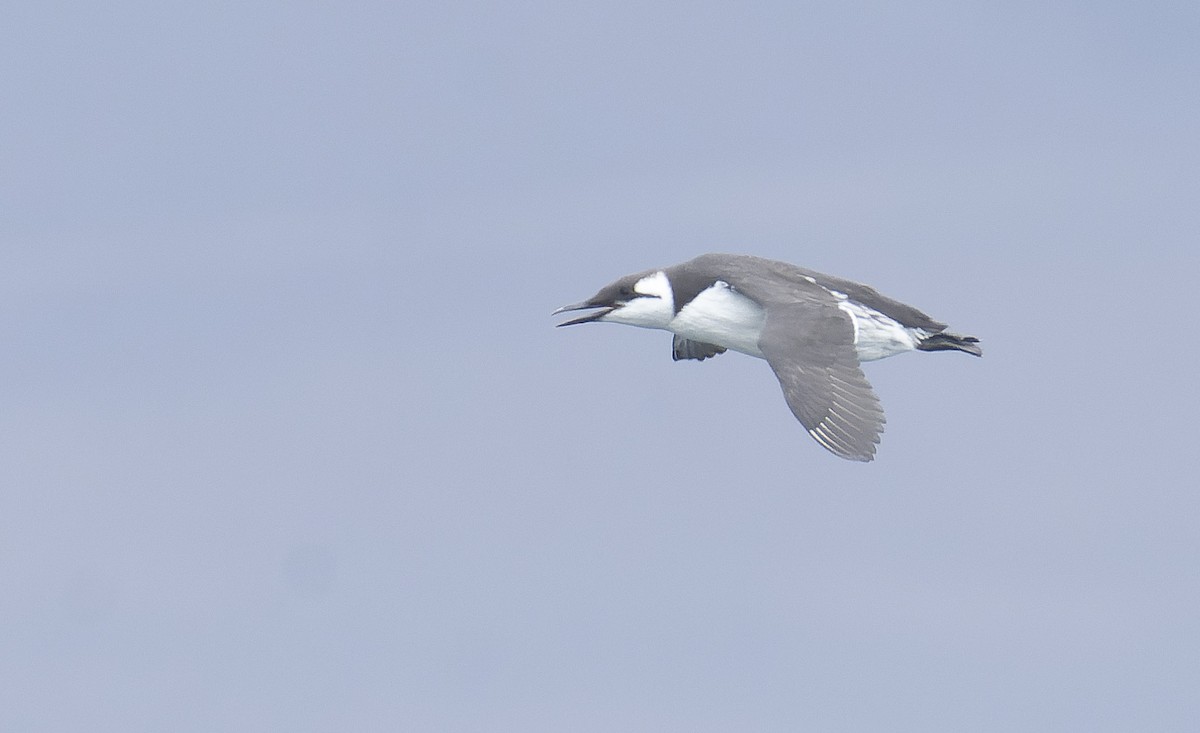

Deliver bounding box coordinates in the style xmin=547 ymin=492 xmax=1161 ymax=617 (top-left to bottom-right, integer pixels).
xmin=755 ymin=301 xmax=886 ymax=462
xmin=668 ymin=255 xmax=887 ymax=461
xmin=671 ymin=335 xmax=727 ymax=362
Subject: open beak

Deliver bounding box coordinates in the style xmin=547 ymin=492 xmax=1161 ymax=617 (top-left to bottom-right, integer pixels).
xmin=552 ymin=301 xmax=613 ymax=326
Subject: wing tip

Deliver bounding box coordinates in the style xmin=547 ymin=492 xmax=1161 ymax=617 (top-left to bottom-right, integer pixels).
xmin=808 ymin=423 xmax=879 ymax=462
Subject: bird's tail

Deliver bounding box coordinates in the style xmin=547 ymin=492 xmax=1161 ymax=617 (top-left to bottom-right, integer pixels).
xmin=917 ymin=331 xmax=982 ymax=357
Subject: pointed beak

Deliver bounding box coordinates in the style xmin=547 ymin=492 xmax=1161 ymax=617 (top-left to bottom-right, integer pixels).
xmin=552 ymin=300 xmax=613 ymax=327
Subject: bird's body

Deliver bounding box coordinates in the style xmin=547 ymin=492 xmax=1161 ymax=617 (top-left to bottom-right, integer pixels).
xmin=554 ymin=254 xmax=980 ymax=461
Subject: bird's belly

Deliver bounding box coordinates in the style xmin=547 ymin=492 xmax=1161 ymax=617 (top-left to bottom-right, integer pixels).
xmin=669 ymin=283 xmax=766 ymax=358
xmin=838 ymin=301 xmax=922 ymax=361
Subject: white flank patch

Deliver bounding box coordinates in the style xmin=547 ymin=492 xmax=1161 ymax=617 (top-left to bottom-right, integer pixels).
xmin=670 ymin=281 xmax=766 ymax=358
xmin=837 ymin=300 xmax=920 ymax=361
xmin=839 ymin=301 xmax=861 ymax=344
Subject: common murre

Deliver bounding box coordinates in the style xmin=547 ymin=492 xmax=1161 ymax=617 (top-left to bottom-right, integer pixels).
xmin=553 ymin=253 xmax=981 ymax=462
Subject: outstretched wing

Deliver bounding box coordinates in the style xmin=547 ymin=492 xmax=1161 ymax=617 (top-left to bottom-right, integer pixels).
xmin=672 ymin=335 xmax=727 ymax=362
xmin=758 ymin=302 xmax=886 ymax=461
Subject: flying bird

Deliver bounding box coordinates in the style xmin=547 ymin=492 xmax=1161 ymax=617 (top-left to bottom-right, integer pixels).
xmin=553 ymin=253 xmax=980 ymax=461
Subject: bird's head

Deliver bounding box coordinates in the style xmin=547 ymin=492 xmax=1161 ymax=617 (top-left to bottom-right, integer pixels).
xmin=553 ymin=269 xmax=675 ymax=329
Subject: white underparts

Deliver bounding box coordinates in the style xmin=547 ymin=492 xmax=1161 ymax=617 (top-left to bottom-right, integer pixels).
xmin=669 ymin=281 xmax=766 ymax=358
xmin=631 ymin=276 xmax=921 ymax=363
xmin=837 ymin=300 xmax=923 ymax=361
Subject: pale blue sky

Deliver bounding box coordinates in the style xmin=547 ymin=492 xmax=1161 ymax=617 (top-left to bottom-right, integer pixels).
xmin=3 ymin=2 xmax=1198 ymax=730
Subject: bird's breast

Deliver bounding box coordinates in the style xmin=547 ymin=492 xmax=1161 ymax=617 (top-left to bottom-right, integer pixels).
xmin=668 ymin=281 xmax=766 ymax=358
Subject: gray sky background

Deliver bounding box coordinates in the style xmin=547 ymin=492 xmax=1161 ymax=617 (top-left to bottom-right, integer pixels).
xmin=3 ymin=2 xmax=1198 ymax=731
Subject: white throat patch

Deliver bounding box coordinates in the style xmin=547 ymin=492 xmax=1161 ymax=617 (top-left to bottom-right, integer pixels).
xmin=602 ymin=270 xmax=675 ymax=329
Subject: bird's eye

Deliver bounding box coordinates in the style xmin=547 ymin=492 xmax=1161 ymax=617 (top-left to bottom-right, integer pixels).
xmin=619 ymin=286 xmax=634 ymax=298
